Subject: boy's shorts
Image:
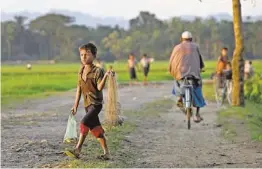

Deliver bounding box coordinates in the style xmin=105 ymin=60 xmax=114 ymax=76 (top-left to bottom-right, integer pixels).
xmin=129 ymin=68 xmax=137 ymax=79
xmin=80 ymin=104 xmax=104 ymax=137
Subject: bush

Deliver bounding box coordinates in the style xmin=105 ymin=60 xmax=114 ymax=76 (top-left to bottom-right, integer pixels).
xmin=244 ymin=73 xmax=262 ymax=103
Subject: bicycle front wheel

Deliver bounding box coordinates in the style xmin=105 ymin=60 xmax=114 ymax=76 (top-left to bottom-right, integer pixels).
xmin=186 ymin=108 xmax=191 ymax=130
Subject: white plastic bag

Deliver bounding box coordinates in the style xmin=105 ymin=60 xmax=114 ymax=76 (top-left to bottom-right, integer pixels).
xmin=63 ymin=114 xmax=77 ymax=143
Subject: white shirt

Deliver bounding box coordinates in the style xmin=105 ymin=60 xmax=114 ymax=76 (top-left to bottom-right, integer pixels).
xmin=140 ymin=58 xmax=154 ymax=67
xmin=244 ymin=63 xmax=253 ymax=73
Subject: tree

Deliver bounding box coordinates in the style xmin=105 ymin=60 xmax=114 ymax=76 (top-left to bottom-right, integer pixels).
xmin=231 ymin=0 xmax=245 ymax=106
xmin=2 ymin=21 xmax=16 ymax=60
xmin=102 ymin=31 xmax=122 ymax=59
xmin=13 ymin=16 xmax=28 ymax=58
xmin=198 ymin=0 xmax=249 ymax=106
xmin=1 ymin=9 xmax=262 ymax=62
xmin=29 ymin=14 xmax=75 ymax=60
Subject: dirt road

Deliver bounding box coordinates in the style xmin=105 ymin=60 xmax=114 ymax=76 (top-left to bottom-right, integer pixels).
xmin=126 ymin=102 xmax=262 ymax=167
xmin=1 ymin=82 xmax=262 ymax=167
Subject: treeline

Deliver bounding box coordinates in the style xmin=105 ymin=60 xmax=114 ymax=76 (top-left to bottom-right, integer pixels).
xmin=1 ymin=11 xmax=262 ymax=61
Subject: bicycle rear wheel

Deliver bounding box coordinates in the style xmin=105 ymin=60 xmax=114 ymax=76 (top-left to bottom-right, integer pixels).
xmin=186 ymin=108 xmax=191 ymax=130
xmin=214 ymin=76 xmax=226 ymax=106
xmin=226 ymin=80 xmax=232 ymax=105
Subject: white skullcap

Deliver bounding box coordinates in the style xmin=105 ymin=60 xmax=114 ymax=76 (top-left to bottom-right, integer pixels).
xmin=181 ymin=31 xmax=192 ymax=39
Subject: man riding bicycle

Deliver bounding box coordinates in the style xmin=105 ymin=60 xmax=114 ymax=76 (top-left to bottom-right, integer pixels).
xmin=169 ymin=31 xmax=206 ymax=122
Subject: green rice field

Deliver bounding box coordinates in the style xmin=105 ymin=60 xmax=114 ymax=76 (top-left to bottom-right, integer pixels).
xmin=1 ymin=60 xmax=262 ymax=105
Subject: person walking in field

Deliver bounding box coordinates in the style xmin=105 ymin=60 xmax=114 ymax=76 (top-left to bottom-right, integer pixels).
xmin=216 ymin=47 xmax=228 ymax=88
xmin=128 ymin=53 xmax=138 ymax=86
xmin=224 ymin=61 xmax=233 ymax=95
xmin=169 ymin=31 xmax=206 ymax=122
xmin=140 ymin=53 xmax=154 ymax=85
xmin=244 ymin=60 xmax=254 ymax=80
xmin=70 ymin=43 xmax=114 ymax=160
xmin=224 ymin=62 xmax=233 ymax=81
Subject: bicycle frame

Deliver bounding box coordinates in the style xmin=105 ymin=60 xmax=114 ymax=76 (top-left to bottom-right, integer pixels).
xmin=182 ymin=77 xmax=194 ymax=129
xmin=183 ymin=82 xmax=193 ymax=108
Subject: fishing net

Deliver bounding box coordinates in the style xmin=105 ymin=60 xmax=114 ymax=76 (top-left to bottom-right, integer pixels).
xmin=104 ymin=71 xmax=123 ymax=126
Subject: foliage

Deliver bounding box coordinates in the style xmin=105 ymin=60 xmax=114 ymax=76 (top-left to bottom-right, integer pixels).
xmin=244 ymin=73 xmax=262 ymax=103
xmin=1 ymin=12 xmax=262 ymax=61
xmin=218 ymin=101 xmax=262 ymax=142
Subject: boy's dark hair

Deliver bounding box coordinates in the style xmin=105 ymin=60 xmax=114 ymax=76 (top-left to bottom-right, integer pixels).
xmin=129 ymin=53 xmax=134 ymax=59
xmin=79 ymin=43 xmax=97 ymax=57
xmin=143 ymin=53 xmax=147 ymax=57
xmin=222 ymin=47 xmax=228 ymax=51
xmin=249 ymin=60 xmax=252 ymax=65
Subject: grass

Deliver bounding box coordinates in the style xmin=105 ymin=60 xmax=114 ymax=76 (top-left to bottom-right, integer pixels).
xmin=48 ymin=99 xmax=173 ymax=168
xmin=53 ymin=122 xmax=136 ymax=168
xmin=202 ymin=82 xmax=216 ymax=102
xmin=202 ymin=79 xmax=262 ymax=142
xmin=202 ymin=81 xmax=238 ymax=140
xmin=2 ymin=60 xmax=262 ymax=105
xmin=217 ymin=101 xmax=262 ymax=142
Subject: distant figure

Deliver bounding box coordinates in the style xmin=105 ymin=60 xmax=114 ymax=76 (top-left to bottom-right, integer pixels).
xmin=140 ymin=53 xmax=154 ymax=85
xmin=223 ymin=62 xmax=233 ymax=96
xmin=244 ymin=60 xmax=254 ymax=80
xmin=26 ymin=63 xmax=32 ymax=70
xmin=127 ymin=53 xmax=138 ymax=86
xmin=224 ymin=62 xmax=232 ymax=80
xmin=49 ymin=60 xmax=56 ymax=64
xmin=216 ymin=47 xmax=228 ymax=88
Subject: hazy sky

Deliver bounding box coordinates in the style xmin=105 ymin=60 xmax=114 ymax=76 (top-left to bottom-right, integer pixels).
xmin=1 ymin=0 xmax=262 ymax=19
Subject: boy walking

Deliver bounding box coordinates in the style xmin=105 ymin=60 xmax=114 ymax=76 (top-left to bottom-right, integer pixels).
xmin=127 ymin=53 xmax=138 ymax=86
xmin=70 ymin=43 xmax=113 ymax=160
xmin=140 ymin=54 xmax=154 ymax=85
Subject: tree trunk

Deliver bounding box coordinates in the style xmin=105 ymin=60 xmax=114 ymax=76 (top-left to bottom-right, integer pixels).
xmin=231 ymin=0 xmax=245 ymax=106
xmin=7 ymin=40 xmax=11 ymax=60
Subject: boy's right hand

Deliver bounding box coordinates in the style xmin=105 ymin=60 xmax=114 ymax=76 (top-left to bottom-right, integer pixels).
xmin=71 ymin=106 xmax=77 ymax=115
xmin=105 ymin=70 xmax=115 ymax=77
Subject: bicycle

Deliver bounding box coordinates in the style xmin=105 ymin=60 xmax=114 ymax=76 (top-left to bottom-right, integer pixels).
xmin=179 ymin=75 xmax=201 ymax=130
xmin=213 ymin=74 xmax=232 ymax=106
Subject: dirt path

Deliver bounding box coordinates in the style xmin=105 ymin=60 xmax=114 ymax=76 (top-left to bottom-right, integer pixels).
xmin=1 ymin=82 xmax=172 ymax=168
xmin=126 ymin=103 xmax=262 ymax=167
xmin=1 ymin=82 xmax=262 ymax=168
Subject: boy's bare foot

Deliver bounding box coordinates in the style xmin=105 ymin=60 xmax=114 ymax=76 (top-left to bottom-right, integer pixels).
xmin=97 ymin=153 xmax=110 ymax=160
xmin=65 ymin=148 xmax=80 ymax=159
